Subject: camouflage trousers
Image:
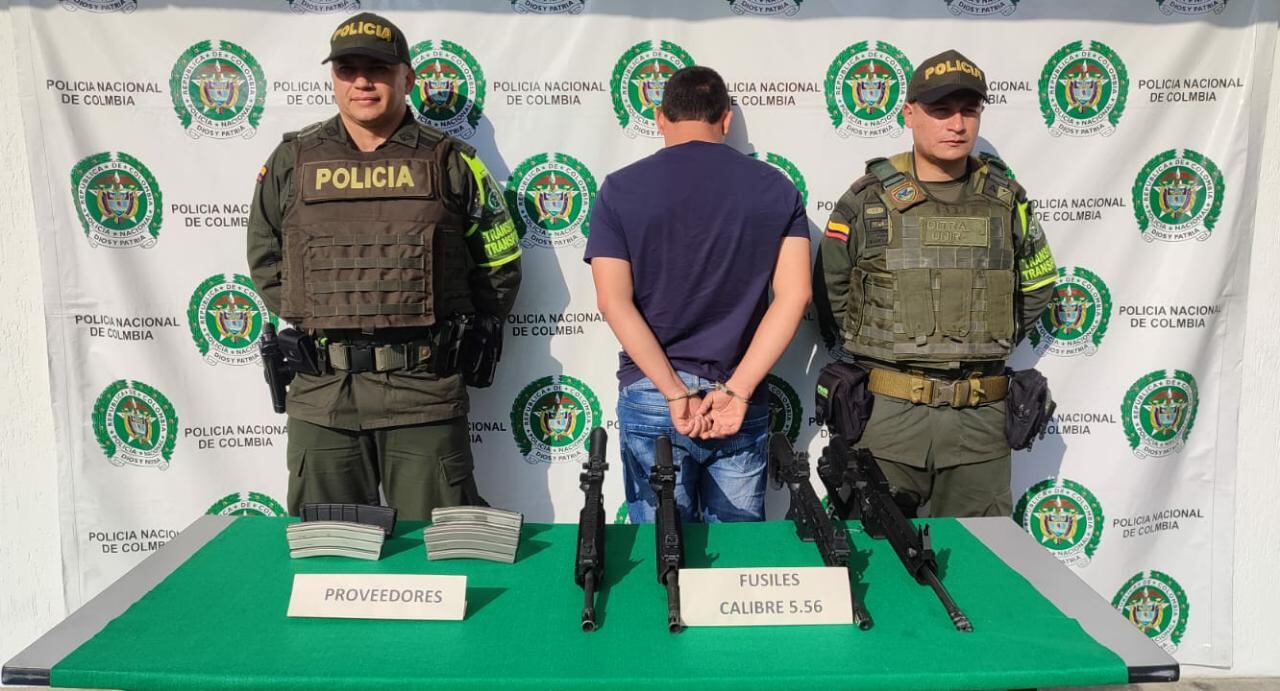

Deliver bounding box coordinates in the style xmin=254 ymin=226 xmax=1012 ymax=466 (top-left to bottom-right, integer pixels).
xmin=285 ymin=416 xmax=485 ymax=521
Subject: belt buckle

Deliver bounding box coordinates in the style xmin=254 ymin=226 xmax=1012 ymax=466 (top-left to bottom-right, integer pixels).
xmin=930 ymin=378 xmax=956 ymax=407
xmin=348 ymin=345 xmax=375 ymax=374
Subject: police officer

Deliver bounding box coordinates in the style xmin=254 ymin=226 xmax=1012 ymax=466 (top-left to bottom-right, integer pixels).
xmin=815 ymin=50 xmax=1056 ymax=518
xmin=247 ymin=14 xmax=521 ymax=520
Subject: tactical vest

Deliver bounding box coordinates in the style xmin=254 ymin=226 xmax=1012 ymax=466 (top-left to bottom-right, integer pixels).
xmin=843 ymin=152 xmax=1018 ymax=367
xmin=279 ymin=120 xmax=473 ymax=331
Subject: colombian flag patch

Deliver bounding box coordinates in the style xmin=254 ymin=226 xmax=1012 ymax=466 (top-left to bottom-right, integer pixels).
xmin=256 ymin=165 xmax=268 ymax=183
xmin=824 ymin=221 xmax=850 ymax=241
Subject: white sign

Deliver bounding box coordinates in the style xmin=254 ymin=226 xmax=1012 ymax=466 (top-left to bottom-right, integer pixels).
xmin=679 ymin=566 xmax=853 ymax=627
xmin=287 ymin=573 xmax=467 ymax=620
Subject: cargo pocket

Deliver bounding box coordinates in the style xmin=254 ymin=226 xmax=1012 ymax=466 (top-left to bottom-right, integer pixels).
xmin=939 ymin=270 xmax=973 ymax=340
xmin=984 ymin=270 xmax=1016 ymax=343
xmin=437 ymin=449 xmax=475 ymax=488
xmin=897 ymin=268 xmax=935 ymax=345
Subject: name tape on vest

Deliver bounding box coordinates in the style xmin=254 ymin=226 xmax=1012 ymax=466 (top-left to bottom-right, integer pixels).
xmin=921 ymin=216 xmax=990 ymax=247
xmin=302 ymin=159 xmax=435 ymax=202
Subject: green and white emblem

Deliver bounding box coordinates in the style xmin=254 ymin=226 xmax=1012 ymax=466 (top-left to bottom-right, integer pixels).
xmin=1133 ymin=149 xmax=1224 ymax=243
xmin=170 ymin=40 xmax=265 ymax=140
xmin=59 ymin=0 xmax=137 ymax=11
xmin=287 ymin=0 xmax=359 ymax=11
xmin=93 ymin=379 xmax=178 ymax=470
xmin=511 ymin=0 xmax=585 ymax=12
xmin=511 ymin=375 xmax=603 ymax=464
xmin=409 ymin=40 xmax=485 ymax=139
xmin=1014 ymin=477 xmax=1104 ymax=567
xmin=1039 ymin=40 xmax=1128 ymax=137
xmin=766 ymin=374 xmax=802 ymax=446
xmin=750 ymin=152 xmax=809 ymax=206
xmin=70 ymin=152 xmax=162 ymax=249
xmin=505 ymin=153 xmax=598 ymax=250
xmin=187 ymin=274 xmax=276 ymax=366
xmin=1112 ymin=570 xmax=1190 ymax=653
xmin=825 ymin=41 xmax=913 ymax=139
xmin=1157 ymin=0 xmax=1227 ymax=14
xmin=945 ymin=0 xmax=1017 ymax=15
xmin=611 ymin=41 xmax=696 ymax=139
xmin=726 ymin=0 xmax=802 ymax=15
xmin=614 ymin=502 xmax=630 ymax=524
xmin=206 ymin=491 xmax=286 ymax=517
xmin=1123 ymin=370 xmax=1198 ymax=459
xmin=1029 ymin=266 xmax=1111 ymax=357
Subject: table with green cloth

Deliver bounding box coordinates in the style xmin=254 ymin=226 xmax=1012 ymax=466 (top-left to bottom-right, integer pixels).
xmin=5 ymin=516 xmax=1176 ymax=690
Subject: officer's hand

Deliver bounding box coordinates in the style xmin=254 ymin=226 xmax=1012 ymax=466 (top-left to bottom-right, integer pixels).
xmin=668 ymin=396 xmax=709 ymax=439
xmin=698 ymin=391 xmax=748 ymax=439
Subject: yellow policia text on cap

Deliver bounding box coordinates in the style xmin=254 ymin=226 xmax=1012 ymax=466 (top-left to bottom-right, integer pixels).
xmin=332 ymin=20 xmax=393 ymax=43
xmin=923 ymin=59 xmax=984 ymax=82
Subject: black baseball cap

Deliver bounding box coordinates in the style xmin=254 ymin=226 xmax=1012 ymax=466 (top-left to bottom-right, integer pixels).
xmin=906 ymin=49 xmax=988 ymax=104
xmin=323 ymin=13 xmax=412 ymax=68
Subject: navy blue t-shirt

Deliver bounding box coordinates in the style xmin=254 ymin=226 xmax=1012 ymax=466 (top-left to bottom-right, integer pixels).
xmin=584 ymin=141 xmax=810 ymax=390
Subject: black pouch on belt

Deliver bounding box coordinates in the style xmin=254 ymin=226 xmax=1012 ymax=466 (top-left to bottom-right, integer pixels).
xmin=277 ymin=327 xmax=323 ymax=376
xmin=1005 ymin=368 xmax=1057 ymax=451
xmin=815 ymin=361 xmax=875 ymax=443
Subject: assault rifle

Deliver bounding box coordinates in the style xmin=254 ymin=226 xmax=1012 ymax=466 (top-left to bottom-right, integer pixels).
xmin=649 ymin=435 xmax=684 ymax=633
xmin=574 ymin=427 xmax=609 ymax=632
xmin=817 ymin=435 xmax=973 ymax=632
xmin=769 ymin=434 xmax=873 ymax=630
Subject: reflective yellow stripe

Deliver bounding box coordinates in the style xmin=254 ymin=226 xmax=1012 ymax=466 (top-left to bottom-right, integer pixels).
xmin=460 ymin=152 xmax=489 ymax=208
xmin=466 ymin=222 xmax=479 ymax=237
xmin=477 ymin=248 xmax=521 ymax=268
xmin=1018 ymin=202 xmax=1030 ymax=234
xmin=1022 ymin=274 xmax=1057 ymax=292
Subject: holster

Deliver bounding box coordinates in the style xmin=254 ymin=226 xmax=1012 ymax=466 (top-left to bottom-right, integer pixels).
xmin=461 ymin=314 xmax=504 ymax=388
xmin=278 ymin=327 xmax=323 ymax=376
xmin=815 ymin=362 xmax=875 ymax=443
xmin=1005 ymin=368 xmax=1056 ymax=451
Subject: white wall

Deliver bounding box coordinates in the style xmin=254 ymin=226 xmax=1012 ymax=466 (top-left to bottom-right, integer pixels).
xmin=0 ymin=4 xmax=1277 ymax=678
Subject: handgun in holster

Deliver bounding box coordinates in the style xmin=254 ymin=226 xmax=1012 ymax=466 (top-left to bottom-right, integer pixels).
xmin=429 ymin=315 xmax=469 ymax=378
xmin=259 ymin=323 xmax=294 ymax=414
xmin=462 ymin=314 xmax=504 ymax=388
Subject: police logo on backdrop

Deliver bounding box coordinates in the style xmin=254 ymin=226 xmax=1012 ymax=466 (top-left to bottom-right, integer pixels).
xmin=1157 ymin=0 xmax=1227 ymax=14
xmin=1014 ymin=477 xmax=1104 ymax=567
xmin=70 ymin=152 xmax=162 ymax=249
xmin=1039 ymin=40 xmax=1128 ymax=137
xmin=614 ymin=502 xmax=630 ymax=524
xmin=945 ymin=0 xmax=1018 ymax=15
xmin=93 ymin=379 xmax=178 ymax=470
xmin=286 ymin=0 xmax=359 ymax=11
xmin=511 ymin=375 xmax=603 ymax=464
xmin=59 ymin=0 xmax=137 ymax=11
xmin=611 ymin=41 xmax=696 ymax=139
xmin=1133 ymin=149 xmax=1225 ymax=243
xmin=726 ymin=0 xmax=803 ymax=16
xmin=512 ymin=0 xmax=586 ymax=13
xmin=188 ymin=274 xmax=276 ymax=366
xmin=506 ymin=153 xmax=598 ymax=249
xmin=825 ymin=41 xmax=913 ymax=139
xmin=206 ymin=492 xmax=286 ymax=516
xmin=1029 ymin=266 xmax=1112 ymax=357
xmin=409 ymin=40 xmax=485 ymax=139
xmin=765 ymin=374 xmax=802 ymax=445
xmin=750 ymin=152 xmax=809 ymax=206
xmin=1112 ymin=570 xmax=1190 ymax=653
xmin=1123 ymin=369 xmax=1199 ymax=459
xmin=170 ymin=40 xmax=265 ymax=140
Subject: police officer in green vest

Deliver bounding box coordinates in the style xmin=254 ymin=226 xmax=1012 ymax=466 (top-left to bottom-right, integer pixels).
xmin=815 ymin=50 xmax=1057 ymax=517
xmin=246 ymin=14 xmax=521 ymax=520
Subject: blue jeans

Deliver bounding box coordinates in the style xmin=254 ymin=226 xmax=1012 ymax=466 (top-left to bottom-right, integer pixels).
xmin=618 ymin=373 xmax=769 ymax=524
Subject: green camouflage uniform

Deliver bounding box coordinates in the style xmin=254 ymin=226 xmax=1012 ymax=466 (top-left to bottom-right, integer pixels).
xmin=246 ymin=111 xmax=521 ymax=519
xmin=816 ymin=152 xmax=1056 ymax=517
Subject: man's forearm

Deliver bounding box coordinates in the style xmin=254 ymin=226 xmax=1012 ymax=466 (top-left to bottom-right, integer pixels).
xmin=724 ymin=292 xmax=808 ymax=399
xmin=599 ymin=299 xmax=686 ymax=399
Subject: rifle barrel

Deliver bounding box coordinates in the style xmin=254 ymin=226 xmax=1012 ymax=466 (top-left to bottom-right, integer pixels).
xmin=922 ymin=563 xmax=973 ymax=632
xmin=581 ymin=570 xmax=597 ymax=632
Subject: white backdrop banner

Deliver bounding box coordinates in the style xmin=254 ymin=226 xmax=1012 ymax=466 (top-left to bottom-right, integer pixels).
xmin=12 ymin=0 xmax=1275 ymax=668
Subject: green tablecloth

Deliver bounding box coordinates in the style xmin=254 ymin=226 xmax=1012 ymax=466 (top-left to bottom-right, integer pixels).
xmin=51 ymin=517 xmax=1127 ymax=690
